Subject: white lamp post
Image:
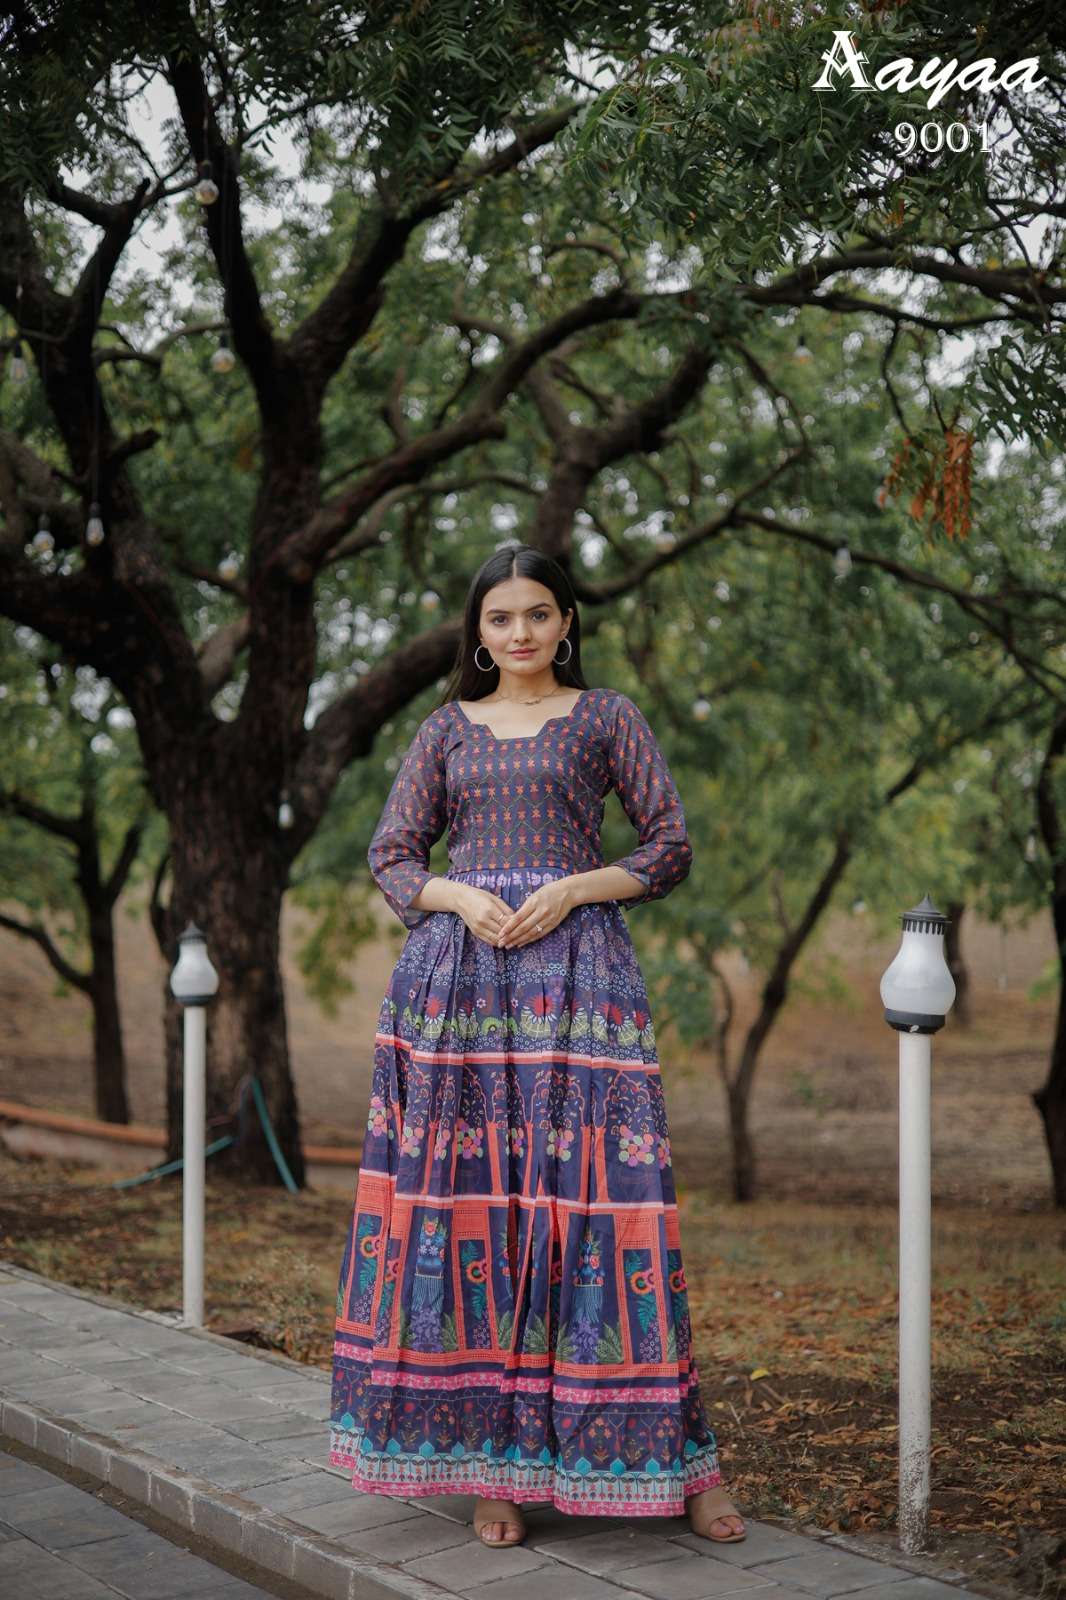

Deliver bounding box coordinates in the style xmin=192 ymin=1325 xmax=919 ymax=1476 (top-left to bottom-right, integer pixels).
xmin=879 ymin=894 xmax=956 ymax=1555
xmin=169 ymin=921 xmax=220 ymax=1327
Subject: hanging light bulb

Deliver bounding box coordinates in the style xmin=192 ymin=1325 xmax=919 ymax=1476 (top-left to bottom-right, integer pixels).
xmin=692 ymin=697 xmax=712 ymax=721
xmin=10 ymin=339 xmax=28 ymax=383
xmin=419 ymin=589 xmax=441 ymax=611
xmin=1025 ymin=827 xmax=1038 ymax=863
xmin=277 ymin=789 xmax=295 ymax=829
xmin=852 ymin=897 xmax=867 ymax=915
xmin=195 ymin=160 xmax=219 ymax=205
xmin=833 ymin=542 xmax=853 ymax=577
xmin=794 ymin=337 xmax=812 ymax=362
xmin=211 ymin=334 xmax=235 ymax=374
xmin=85 ymin=501 xmax=105 ymax=546
xmin=32 ymin=512 xmax=54 ymax=555
xmin=218 ymin=553 xmax=240 ymax=581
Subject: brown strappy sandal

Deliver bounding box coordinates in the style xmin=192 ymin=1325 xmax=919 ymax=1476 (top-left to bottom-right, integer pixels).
xmin=473 ymin=1495 xmax=527 ymax=1546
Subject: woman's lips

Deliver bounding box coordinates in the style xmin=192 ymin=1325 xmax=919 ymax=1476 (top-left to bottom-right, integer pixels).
xmin=511 ymin=649 xmax=534 ymax=656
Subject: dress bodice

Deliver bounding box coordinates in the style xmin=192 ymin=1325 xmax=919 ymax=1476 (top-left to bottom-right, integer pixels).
xmin=368 ymin=686 xmax=692 ymax=928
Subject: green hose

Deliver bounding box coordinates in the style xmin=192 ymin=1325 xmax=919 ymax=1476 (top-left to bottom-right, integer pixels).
xmin=111 ymin=1134 xmax=235 ymax=1188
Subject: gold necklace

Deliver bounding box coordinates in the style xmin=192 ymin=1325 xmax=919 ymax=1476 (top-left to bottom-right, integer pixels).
xmin=488 ymin=685 xmax=571 ymax=707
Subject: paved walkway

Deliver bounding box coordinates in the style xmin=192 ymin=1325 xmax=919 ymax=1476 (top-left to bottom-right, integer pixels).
xmin=0 ymin=1445 xmax=283 ymax=1597
xmin=0 ymin=1261 xmax=996 ymax=1600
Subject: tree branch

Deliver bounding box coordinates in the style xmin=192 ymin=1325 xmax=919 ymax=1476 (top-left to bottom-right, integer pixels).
xmin=289 ymin=103 xmax=582 ymax=396
xmin=0 ymin=911 xmax=89 ymax=992
xmin=165 ymin=50 xmax=279 ymax=413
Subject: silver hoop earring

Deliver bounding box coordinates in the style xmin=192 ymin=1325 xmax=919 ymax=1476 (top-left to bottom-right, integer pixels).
xmin=552 ymin=636 xmax=573 ymax=665
xmin=474 ymin=644 xmax=495 ymax=672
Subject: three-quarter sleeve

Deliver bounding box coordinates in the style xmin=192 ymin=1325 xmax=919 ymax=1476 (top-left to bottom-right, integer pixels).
xmin=606 ymin=692 xmax=693 ymax=909
xmin=367 ymin=712 xmax=448 ymax=929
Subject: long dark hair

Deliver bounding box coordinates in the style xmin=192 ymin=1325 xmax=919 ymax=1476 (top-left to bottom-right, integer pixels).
xmin=437 ymin=544 xmax=591 ymax=708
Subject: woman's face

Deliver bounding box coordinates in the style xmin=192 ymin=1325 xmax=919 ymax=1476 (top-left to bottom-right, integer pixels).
xmin=477 ymin=577 xmax=571 ymax=666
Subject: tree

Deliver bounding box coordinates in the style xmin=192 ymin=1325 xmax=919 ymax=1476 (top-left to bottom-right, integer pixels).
xmin=1 ymin=1 xmax=1064 ymax=1186
xmin=0 ymin=626 xmax=153 ymax=1121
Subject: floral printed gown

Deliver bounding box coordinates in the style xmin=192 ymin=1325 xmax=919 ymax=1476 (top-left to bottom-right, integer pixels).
xmin=329 ymin=686 xmax=722 ymax=1515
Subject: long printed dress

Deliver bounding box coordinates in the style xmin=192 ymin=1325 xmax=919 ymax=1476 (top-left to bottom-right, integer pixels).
xmin=328 ymin=686 xmax=722 ymax=1515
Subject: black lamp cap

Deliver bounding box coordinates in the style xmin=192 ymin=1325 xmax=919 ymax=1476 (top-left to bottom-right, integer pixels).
xmin=899 ymin=893 xmax=949 ymax=934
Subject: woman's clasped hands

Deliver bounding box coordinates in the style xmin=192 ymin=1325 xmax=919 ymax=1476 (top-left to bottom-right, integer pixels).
xmin=455 ymin=880 xmax=574 ymax=949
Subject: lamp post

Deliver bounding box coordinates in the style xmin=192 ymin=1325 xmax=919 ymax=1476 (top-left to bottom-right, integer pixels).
xmin=879 ymin=894 xmax=956 ymax=1555
xmin=169 ymin=921 xmax=220 ymax=1326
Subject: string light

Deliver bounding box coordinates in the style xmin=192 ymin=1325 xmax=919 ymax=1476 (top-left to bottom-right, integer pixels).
xmin=794 ymin=336 xmax=812 ymax=362
xmin=692 ymin=697 xmax=711 ymax=720
xmin=218 ymin=553 xmax=240 ymax=581
xmin=85 ymin=501 xmax=105 ymax=546
xmin=195 ymin=160 xmax=219 ymax=204
xmin=10 ymin=339 xmax=28 ymax=382
xmin=277 ymin=788 xmax=295 ymax=829
xmin=32 ymin=512 xmax=54 ymax=554
xmin=833 ymin=542 xmax=853 ymax=578
xmin=211 ymin=334 xmax=235 ymax=373
xmin=1025 ymin=827 xmax=1038 ymax=863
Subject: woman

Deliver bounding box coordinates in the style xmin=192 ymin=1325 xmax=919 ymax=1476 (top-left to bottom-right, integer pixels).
xmin=329 ymin=544 xmax=746 ymax=1548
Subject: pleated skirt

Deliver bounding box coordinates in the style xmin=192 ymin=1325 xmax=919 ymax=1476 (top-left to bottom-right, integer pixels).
xmin=328 ymin=865 xmax=721 ymax=1515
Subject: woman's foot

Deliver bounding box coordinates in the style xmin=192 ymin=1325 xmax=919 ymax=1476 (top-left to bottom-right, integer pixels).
xmin=687 ymin=1483 xmax=746 ymax=1542
xmin=473 ymin=1495 xmax=526 ymax=1546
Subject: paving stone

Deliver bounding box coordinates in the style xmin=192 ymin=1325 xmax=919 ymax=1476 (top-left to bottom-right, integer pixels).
xmin=834 ymin=1584 xmax=983 ymax=1600
xmin=242 ymin=1470 xmax=365 ymax=1515
xmin=186 ymin=1356 xmax=293 ymax=1385
xmin=69 ymin=1431 xmax=115 ymax=1478
xmin=194 ymin=1450 xmax=309 ymax=1492
xmin=114 ymin=1416 xmax=232 ymax=1449
xmin=188 ymin=1487 xmax=246 ymax=1554
xmin=747 ymin=1548 xmax=921 ymax=1596
xmin=2 ymin=1493 xmax=136 ymax=1551
xmin=402 ymin=1530 xmax=553 ymax=1589
xmin=48 ymin=1383 xmax=137 ymax=1416
xmin=1 ymin=1399 xmax=41 ymax=1445
xmin=292 ymin=1532 xmax=363 ymax=1600
xmin=73 ymin=1398 xmax=172 ymax=1429
xmin=294 ymin=1490 xmax=430 ymax=1538
xmin=603 ymin=1553 xmax=781 ymax=1598
xmin=412 ymin=1491 xmax=488 ymax=1523
xmin=242 ymin=1512 xmax=297 ymax=1577
xmin=220 ymin=1408 xmax=324 ymax=1442
xmin=0 ymin=1536 xmax=121 ymax=1597
xmin=109 ymin=1452 xmax=153 ymax=1499
xmin=0 ymin=1481 xmax=96 ymax=1521
xmin=64 ymin=1534 xmax=237 ymax=1598
xmin=4 ymin=1372 xmax=100 ymax=1405
xmin=0 ymin=1457 xmax=60 ymax=1496
xmin=195 ymin=1584 xmax=285 ymax=1599
xmin=340 ymin=1509 xmax=476 ymax=1561
xmin=258 ymin=1430 xmax=331 ymax=1466
xmin=672 ymin=1521 xmax=828 ymax=1567
xmin=533 ymin=1524 xmax=691 ymax=1576
xmin=463 ymin=1566 xmax=633 ymax=1599
xmin=0 ymin=1352 xmax=56 ymax=1382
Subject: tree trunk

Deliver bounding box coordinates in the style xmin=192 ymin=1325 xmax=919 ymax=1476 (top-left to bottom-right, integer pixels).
xmin=1032 ymin=882 xmax=1066 ymax=1209
xmin=944 ymin=899 xmax=971 ymax=1027
xmin=728 ymin=1076 xmax=756 ymax=1202
xmin=160 ymin=788 xmax=306 ymax=1189
xmin=88 ymin=902 xmax=130 ymax=1124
